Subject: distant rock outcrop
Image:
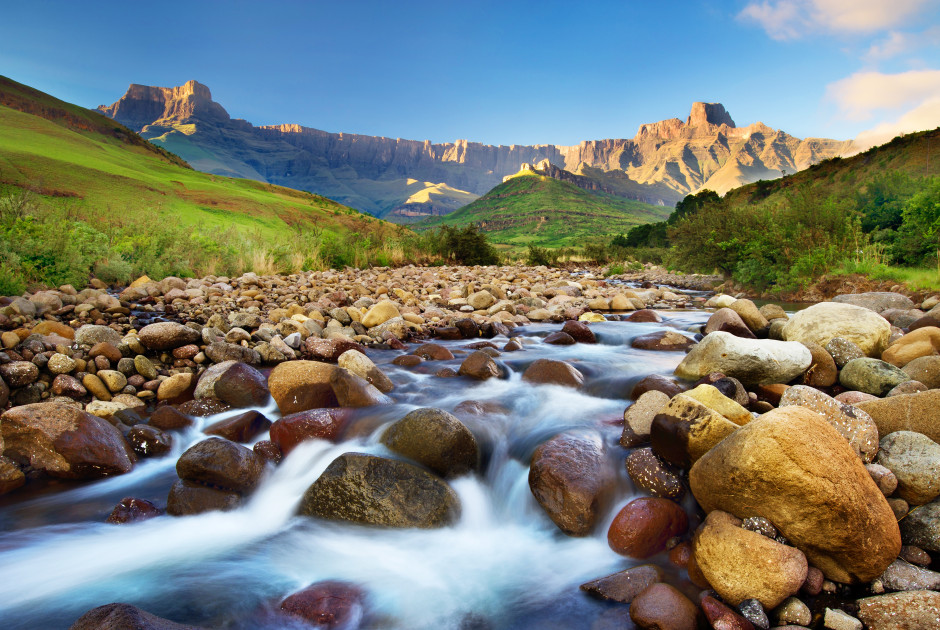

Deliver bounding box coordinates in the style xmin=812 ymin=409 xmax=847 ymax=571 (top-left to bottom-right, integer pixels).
xmin=97 ymin=83 xmax=853 ymax=218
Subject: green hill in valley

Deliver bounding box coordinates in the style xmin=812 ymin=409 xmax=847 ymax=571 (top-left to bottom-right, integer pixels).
xmin=416 ymin=165 xmax=671 ymax=250
xmin=0 ymin=75 xmax=406 ymax=292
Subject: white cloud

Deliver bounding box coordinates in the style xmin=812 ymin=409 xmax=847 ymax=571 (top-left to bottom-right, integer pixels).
xmin=739 ymin=0 xmax=934 ymax=40
xmin=852 ymin=96 xmax=940 ymax=151
xmin=826 ymin=69 xmax=940 ymax=120
xmin=864 ymin=26 xmax=940 ymax=61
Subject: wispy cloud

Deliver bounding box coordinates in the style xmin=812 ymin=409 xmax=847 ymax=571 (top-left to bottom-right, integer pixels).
xmin=853 ymin=97 xmax=940 ymax=150
xmin=739 ymin=0 xmax=933 ymax=40
xmin=864 ymin=26 xmax=940 ymax=61
xmin=826 ymin=69 xmax=940 ymax=120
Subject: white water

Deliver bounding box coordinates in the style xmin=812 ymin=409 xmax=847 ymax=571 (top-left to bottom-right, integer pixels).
xmin=0 ymin=313 xmax=710 ymax=629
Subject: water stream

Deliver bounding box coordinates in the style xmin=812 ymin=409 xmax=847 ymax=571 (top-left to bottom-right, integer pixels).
xmin=0 ymin=313 xmax=712 ymax=629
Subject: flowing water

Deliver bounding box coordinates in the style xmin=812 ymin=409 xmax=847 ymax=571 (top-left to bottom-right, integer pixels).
xmin=0 ymin=312 xmax=713 ymax=629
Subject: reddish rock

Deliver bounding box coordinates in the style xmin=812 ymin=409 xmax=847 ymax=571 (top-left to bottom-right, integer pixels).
xmin=166 ymin=479 xmax=242 ymax=516
xmin=177 ymin=398 xmax=232 ymax=417
xmin=268 ymin=360 xmax=338 ymax=415
xmin=701 ymin=595 xmax=755 ymax=630
xmin=528 ymin=430 xmax=615 ymax=536
xmin=631 ymin=374 xmax=685 ymax=400
xmin=457 ymin=351 xmax=500 ymax=380
xmin=543 ymin=331 xmax=576 ymax=345
xmin=303 ymin=337 xmax=365 ymax=362
xmin=433 ymin=326 xmax=463 ymax=340
xmin=410 ymin=343 xmax=454 ymax=360
xmin=205 ymin=361 xmax=270 ymax=407
xmin=631 ymin=330 xmax=695 ymax=351
xmin=607 ymin=497 xmax=688 ymax=558
xmin=149 ymin=405 xmax=193 ymax=430
xmin=705 ymin=308 xmax=756 ymax=339
xmin=521 ymin=358 xmax=584 ymax=388
xmin=253 ymin=440 xmax=282 ymax=465
xmin=205 ymin=410 xmax=272 ymax=442
xmin=330 ymin=369 xmax=391 ymax=407
xmin=579 ymin=564 xmax=664 ymax=603
xmin=561 ymin=320 xmax=596 ymax=343
xmin=392 ymin=355 xmax=423 ymax=367
xmin=280 ymin=580 xmax=365 ymax=629
xmin=627 ymin=310 xmax=663 ymax=323
xmin=88 ymin=342 xmax=123 ymax=363
xmin=127 ymin=424 xmax=173 ymax=458
xmin=106 ymin=497 xmax=162 ymax=524
xmin=69 ymin=602 xmax=201 ymax=630
xmin=1 ymin=403 xmax=135 ymax=479
xmin=51 ymin=374 xmax=87 ymax=398
xmin=176 ymin=437 xmax=264 ymax=495
xmin=629 ymin=583 xmax=700 ymax=630
xmin=669 ymin=541 xmax=692 ymax=568
xmin=270 ymin=409 xmax=353 ymax=455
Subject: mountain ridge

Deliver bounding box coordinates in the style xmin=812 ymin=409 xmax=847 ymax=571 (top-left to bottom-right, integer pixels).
xmin=97 ymin=81 xmax=854 ymax=217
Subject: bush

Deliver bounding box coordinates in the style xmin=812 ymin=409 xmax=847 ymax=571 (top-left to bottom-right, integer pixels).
xmin=526 ymin=245 xmax=556 ymax=266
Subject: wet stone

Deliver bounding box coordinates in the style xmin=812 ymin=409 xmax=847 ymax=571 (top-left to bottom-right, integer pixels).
xmin=625 ymin=447 xmax=685 ymax=499
xmin=579 ymin=564 xmax=664 ymax=604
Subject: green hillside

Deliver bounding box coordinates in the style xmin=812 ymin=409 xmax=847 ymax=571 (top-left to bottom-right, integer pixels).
xmin=416 ymin=171 xmax=671 ymax=250
xmin=0 ymin=76 xmax=410 ymax=292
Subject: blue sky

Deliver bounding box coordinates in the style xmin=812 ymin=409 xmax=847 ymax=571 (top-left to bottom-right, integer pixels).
xmin=1 ymin=0 xmax=938 ymax=148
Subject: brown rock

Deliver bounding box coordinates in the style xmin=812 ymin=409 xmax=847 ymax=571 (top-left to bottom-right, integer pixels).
xmin=1 ymin=403 xmax=134 ymax=479
xmin=138 ymin=321 xmax=201 ymax=350
xmin=280 ymin=580 xmax=365 ymax=629
xmin=303 ymin=337 xmax=365 ymax=362
xmin=176 ymin=437 xmax=264 ymax=494
xmin=166 ymin=479 xmax=242 ymax=516
xmin=457 ymin=351 xmax=500 ymax=380
xmin=410 ymin=343 xmax=454 ymax=360
xmin=268 ymin=360 xmax=338 ymax=415
xmin=626 ymin=447 xmax=685 ymax=499
xmin=627 ymin=310 xmax=662 ymax=323
xmin=269 ymin=408 xmax=352 ymax=455
xmin=0 ymin=456 xmax=25 ymax=494
xmin=69 ymin=602 xmax=201 ymax=630
xmin=561 ymin=320 xmax=596 ymax=343
xmin=629 ymin=583 xmax=699 ymax=630
xmin=106 ymin=497 xmax=162 ymax=524
xmin=149 ymin=405 xmax=193 ymax=430
xmin=856 ymin=590 xmax=940 ymax=630
xmin=692 ymin=510 xmax=808 ymax=608
xmin=705 ymin=308 xmax=756 ymax=338
xmin=579 ymin=564 xmax=664 ymax=603
xmin=688 ymin=406 xmax=901 ymax=583
xmin=631 ymin=374 xmax=685 ymax=399
xmin=631 ymin=330 xmax=695 ymax=351
xmin=857 ymin=390 xmax=940 ymax=444
xmin=729 ymin=298 xmax=770 ymax=333
xmin=127 ymin=424 xmax=172 ymax=457
xmin=330 ymin=368 xmax=391 ymax=407
xmin=801 ymin=341 xmax=838 ymax=387
xmin=901 ymin=355 xmax=940 ymax=388
xmin=88 ymin=342 xmax=122 ymax=363
xmin=528 ymin=430 xmax=615 ymax=536
xmin=543 ymin=331 xmax=576 ymax=345
xmin=521 ymin=358 xmax=584 ymax=388
xmin=607 ymin=497 xmax=688 ymax=558
xmin=204 ymin=410 xmax=271 ymax=443
xmin=778 ymin=384 xmax=879 ymax=462
xmin=195 ymin=361 xmax=269 ymax=407
xmin=700 ymin=596 xmax=756 ymax=630
xmin=650 ymin=393 xmax=741 ymax=468
xmin=882 ymin=326 xmax=940 ymax=367
xmin=381 ymin=408 xmax=478 ymax=478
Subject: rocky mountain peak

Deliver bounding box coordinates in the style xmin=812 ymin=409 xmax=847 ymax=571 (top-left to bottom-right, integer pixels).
xmin=97 ymin=80 xmax=229 ymax=131
xmin=687 ymin=102 xmax=735 ymax=128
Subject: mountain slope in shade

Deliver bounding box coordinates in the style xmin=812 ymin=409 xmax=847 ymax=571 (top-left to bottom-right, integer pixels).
xmin=98 ymin=82 xmax=853 ymax=218
xmin=417 ymin=162 xmax=671 ymax=250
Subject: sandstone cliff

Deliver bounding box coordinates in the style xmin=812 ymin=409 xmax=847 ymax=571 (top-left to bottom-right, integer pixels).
xmin=98 ymin=84 xmax=853 ymax=218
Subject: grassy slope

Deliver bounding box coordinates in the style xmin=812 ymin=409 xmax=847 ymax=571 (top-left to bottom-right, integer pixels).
xmin=721 ymin=126 xmax=940 ymax=207
xmin=0 ymin=75 xmax=391 ymax=242
xmin=417 ymin=172 xmax=671 ymax=250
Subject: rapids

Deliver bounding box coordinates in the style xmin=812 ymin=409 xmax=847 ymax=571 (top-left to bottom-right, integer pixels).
xmin=0 ymin=313 xmax=712 ymax=629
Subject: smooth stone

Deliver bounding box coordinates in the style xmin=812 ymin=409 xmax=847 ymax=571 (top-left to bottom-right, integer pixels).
xmin=705 ymin=308 xmax=756 ymax=339
xmin=729 ymin=298 xmax=769 ymax=332
xmin=832 ymin=291 xmax=915 ymax=313
xmin=782 ymin=302 xmax=891 ymax=357
xmin=899 ymin=501 xmax=940 ymax=552
xmin=338 ymin=349 xmax=394 ymax=393
xmin=675 ymin=331 xmax=811 ymax=385
xmin=626 ymin=447 xmax=685 ymax=499
xmin=0 ymin=361 xmax=39 ymax=388
xmin=138 ymin=322 xmax=201 ymax=350
xmin=361 ymin=301 xmax=400 ymax=328
xmin=631 ymin=330 xmax=695 ymax=351
xmin=622 ymin=390 xmax=670 ymax=441
xmin=457 ymin=351 xmax=499 ymax=380
xmin=134 ymin=355 xmax=158 ymax=380
xmin=127 ymin=424 xmax=172 ymax=457
xmin=279 ymin=580 xmax=365 ymax=629
xmin=629 ymin=583 xmax=700 ymax=630
xmin=801 ymin=341 xmax=838 ymax=387
xmin=779 ymin=385 xmax=879 ymax=462
xmin=157 ymin=372 xmax=193 ymax=400
xmin=176 ymin=437 xmax=264 ymax=494
xmin=857 ymin=390 xmax=940 ymax=444
xmin=269 ymin=408 xmax=352 ymax=455
xmin=607 ymin=497 xmax=688 ymax=559
xmin=579 ymin=565 xmax=664 ymax=604
xmin=901 ymin=355 xmax=940 ymax=388
xmin=268 ymin=360 xmax=338 ymax=414
xmin=689 ymin=406 xmax=901 ymax=583
xmin=839 ymin=357 xmax=911 ymax=396
xmin=204 ymin=410 xmax=271 ymax=443
xmin=878 ymin=558 xmax=940 ymax=591
xmin=382 ymin=408 xmax=478 ymax=478
xmin=329 ymin=368 xmax=391 ymax=407
xmin=166 ymin=479 xmax=242 ymax=516
xmin=521 ymin=358 xmax=584 ymax=388
xmin=882 ymin=327 xmax=940 ymax=367
xmin=106 ymin=497 xmax=162 ymax=524
xmin=701 ymin=596 xmax=756 ymax=630
xmin=194 ymin=361 xmax=269 ymax=407
xmin=683 ymin=383 xmax=751 ymax=425
xmin=877 ymin=431 xmax=940 ymax=505
xmin=561 ymin=320 xmax=596 ymax=343
xmin=149 ymin=405 xmax=193 ymax=430
xmin=74 ymin=325 xmax=122 ymax=346
xmin=650 ymin=393 xmax=741 ymax=468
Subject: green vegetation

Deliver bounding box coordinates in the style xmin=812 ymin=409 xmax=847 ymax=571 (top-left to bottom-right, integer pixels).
xmin=416 ymin=171 xmax=670 ymax=251
xmin=659 ymin=127 xmax=940 ymax=292
xmin=421 ymin=225 xmax=499 ymax=266
xmin=0 ymin=75 xmax=442 ymax=292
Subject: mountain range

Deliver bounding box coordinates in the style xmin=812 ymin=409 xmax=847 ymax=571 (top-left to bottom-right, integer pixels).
xmin=97 ymin=82 xmax=854 ymax=219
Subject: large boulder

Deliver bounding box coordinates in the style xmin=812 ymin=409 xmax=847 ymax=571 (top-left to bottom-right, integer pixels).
xmin=381 ymin=408 xmax=478 ymax=478
xmin=298 ymin=453 xmax=460 ymax=528
xmin=528 ymin=430 xmax=615 ymax=536
xmin=675 ymin=332 xmax=811 ymax=385
xmin=1 ymin=403 xmax=134 ymax=479
xmin=779 ymin=385 xmax=879 ymax=462
xmin=857 ymin=390 xmax=940 ymax=444
xmin=692 ymin=510 xmax=807 ymax=609
xmin=781 ymin=302 xmax=891 ymax=356
xmin=832 ymin=291 xmax=916 ymax=313
xmin=268 ymin=360 xmax=338 ymax=414
xmin=689 ymin=406 xmax=901 ymax=583
xmin=138 ymin=322 xmax=201 ymax=350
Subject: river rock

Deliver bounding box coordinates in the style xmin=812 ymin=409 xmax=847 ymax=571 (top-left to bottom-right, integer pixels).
xmin=0 ymin=456 xmax=25 ymax=494
xmin=299 ymin=452 xmax=460 ymax=528
xmin=779 ymin=385 xmax=879 ymax=462
xmin=382 ymin=408 xmax=478 ymax=478
xmin=176 ymin=437 xmax=264 ymax=494
xmin=628 ymin=583 xmax=700 ymax=630
xmin=69 ymin=603 xmax=201 ymax=630
xmin=561 ymin=320 xmax=596 ymax=343
xmin=457 ymin=351 xmax=499 ymax=380
xmin=856 ymin=590 xmax=940 ymax=630
xmin=782 ymin=302 xmax=891 ymax=356
xmin=127 ymin=424 xmax=172 ymax=457
xmin=330 ymin=368 xmax=391 ymax=407
xmin=304 ymin=337 xmax=365 ymax=362
xmin=625 ymin=447 xmax=685 ymax=499
xmin=149 ymin=405 xmax=193 ymax=430
xmin=269 ymin=360 xmax=338 ymax=414
xmin=631 ymin=374 xmax=685 ymax=399
xmin=467 ymin=290 xmax=496 ymax=310
xmin=269 ymin=408 xmax=352 ymax=455
xmin=521 ymin=358 xmax=584 ymax=388
xmin=832 ymin=291 xmax=916 ymax=314
xmin=106 ymin=497 xmax=162 ymax=524
xmin=704 ymin=308 xmax=756 ymax=339
xmin=650 ymin=393 xmax=741 ymax=468
xmin=0 ymin=361 xmax=38 ymax=388
xmin=900 ymin=502 xmax=940 ymax=551
xmin=1 ymin=403 xmax=134 ymax=479
xmin=866 ymin=463 xmax=899 ymax=496
xmin=729 ymin=298 xmax=769 ymax=333
xmin=194 ymin=361 xmax=269 ymax=407
xmin=74 ymin=325 xmax=122 ymax=346
xmin=631 ymin=330 xmax=695 ymax=351
xmin=138 ymin=322 xmax=201 ymax=350
xmin=205 ymin=410 xmax=271 ymax=443
xmin=858 ymin=390 xmax=940 ymax=443
xmin=338 ymin=349 xmax=394 ymax=393
xmin=166 ymin=479 xmax=242 ymax=516
xmin=361 ymin=300 xmax=400 ymax=327
xmin=700 ymin=596 xmax=756 ymax=630
xmin=840 ymin=357 xmax=911 ymax=396
xmin=280 ymin=580 xmax=365 ymax=629
xmin=689 ymin=406 xmax=901 ymax=583
xmin=877 ymin=431 xmax=940 ymax=505
xmin=883 ymin=327 xmax=940 ymax=367
xmin=879 ymin=558 xmax=940 ymax=591
xmin=134 ymin=355 xmax=158 ymax=380
xmin=692 ymin=510 xmax=807 ymax=609
xmin=627 ymin=309 xmax=662 ymax=322
xmin=607 ymin=497 xmax=688 ymax=558
xmin=675 ymin=331 xmax=811 ymax=385
xmin=622 ymin=390 xmax=669 ymax=441
xmin=157 ymin=372 xmax=192 ymax=401
xmin=579 ymin=564 xmax=664 ymax=603
xmin=683 ymin=383 xmax=751 ymax=425
xmin=802 ymin=341 xmax=838 ymax=387
xmin=205 ymin=341 xmax=261 ymax=365
xmin=410 ymin=343 xmax=454 ymax=360
xmin=528 ymin=430 xmax=614 ymax=536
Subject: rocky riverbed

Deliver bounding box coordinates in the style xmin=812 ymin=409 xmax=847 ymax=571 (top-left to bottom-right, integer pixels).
xmin=2 ymin=266 xmax=940 ymax=629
